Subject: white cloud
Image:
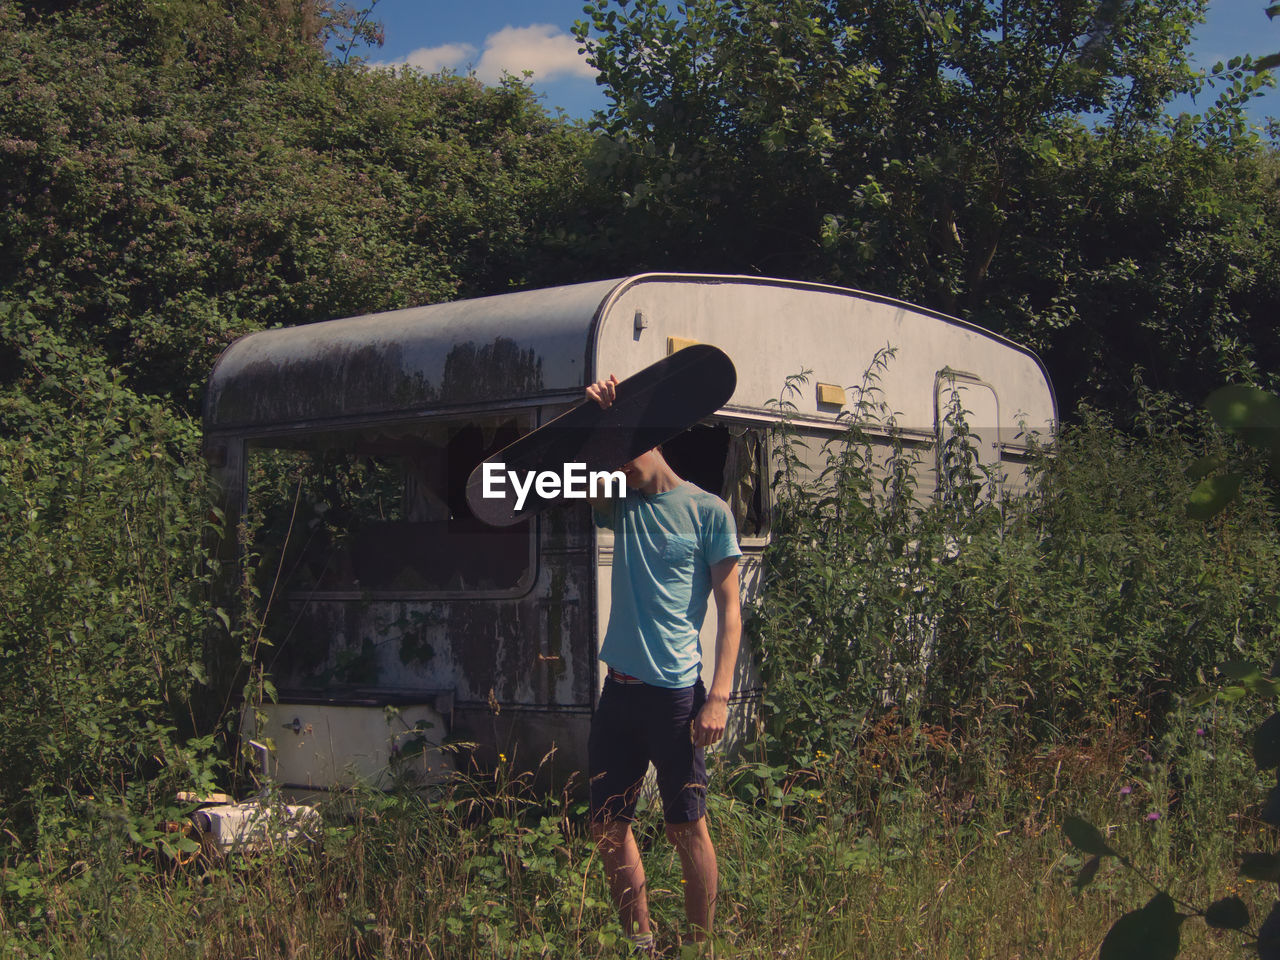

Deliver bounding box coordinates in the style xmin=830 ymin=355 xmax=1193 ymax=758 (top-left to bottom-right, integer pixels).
xmin=369 ymin=24 xmax=596 ymax=87
xmin=374 ymin=41 xmax=477 ymax=74
xmin=473 ymin=24 xmax=597 ymax=84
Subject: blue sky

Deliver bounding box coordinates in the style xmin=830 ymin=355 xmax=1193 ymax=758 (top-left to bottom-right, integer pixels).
xmin=363 ymin=0 xmax=1277 ymax=125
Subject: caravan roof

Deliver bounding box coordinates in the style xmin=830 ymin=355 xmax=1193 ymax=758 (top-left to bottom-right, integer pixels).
xmin=204 ymin=274 xmax=1056 ymax=440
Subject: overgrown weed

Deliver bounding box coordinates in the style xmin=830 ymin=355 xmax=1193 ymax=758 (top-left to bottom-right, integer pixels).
xmin=2 ymin=726 xmax=1266 ymax=958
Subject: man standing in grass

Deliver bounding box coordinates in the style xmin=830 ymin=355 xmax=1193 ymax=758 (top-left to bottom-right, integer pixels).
xmin=585 ymin=373 xmax=742 ymax=955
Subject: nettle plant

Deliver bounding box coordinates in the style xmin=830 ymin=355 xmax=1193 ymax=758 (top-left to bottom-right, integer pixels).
xmin=1065 ymin=385 xmax=1280 ymax=959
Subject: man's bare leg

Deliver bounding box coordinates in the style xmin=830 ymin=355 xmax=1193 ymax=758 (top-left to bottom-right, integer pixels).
xmin=594 ymin=820 xmax=651 ymax=939
xmin=665 ymin=817 xmax=717 ymax=943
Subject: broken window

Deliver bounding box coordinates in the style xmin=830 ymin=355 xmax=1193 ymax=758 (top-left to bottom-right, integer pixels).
xmin=246 ymin=413 xmax=534 ymax=597
xmin=662 ymin=422 xmax=769 ymax=538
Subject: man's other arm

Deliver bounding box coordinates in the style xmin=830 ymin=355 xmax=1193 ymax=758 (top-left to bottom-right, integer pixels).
xmin=692 ymin=556 xmax=741 ymax=748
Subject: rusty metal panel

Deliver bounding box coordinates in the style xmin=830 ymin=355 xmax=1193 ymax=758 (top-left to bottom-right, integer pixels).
xmin=451 ymin=707 xmax=592 ymax=786
xmin=256 ymin=499 xmax=597 ymax=781
xmin=244 ymin=700 xmax=454 ymax=789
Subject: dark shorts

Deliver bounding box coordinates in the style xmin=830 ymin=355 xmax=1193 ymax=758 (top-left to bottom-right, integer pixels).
xmin=588 ymin=676 xmax=708 ymax=825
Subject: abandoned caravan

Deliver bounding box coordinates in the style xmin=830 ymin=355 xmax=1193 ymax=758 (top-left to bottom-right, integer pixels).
xmin=202 ymin=273 xmax=1057 ymax=795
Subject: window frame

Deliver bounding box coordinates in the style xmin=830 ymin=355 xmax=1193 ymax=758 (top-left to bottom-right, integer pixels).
xmin=241 ymin=409 xmax=539 ymax=602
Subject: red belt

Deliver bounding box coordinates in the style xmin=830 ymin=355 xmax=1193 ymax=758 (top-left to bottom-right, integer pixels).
xmin=608 ymin=667 xmax=645 ymax=685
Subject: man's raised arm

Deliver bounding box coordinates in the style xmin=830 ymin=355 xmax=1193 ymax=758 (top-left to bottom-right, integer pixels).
xmin=585 ymin=374 xmax=620 ymax=516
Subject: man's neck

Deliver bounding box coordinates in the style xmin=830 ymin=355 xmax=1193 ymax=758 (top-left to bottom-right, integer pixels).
xmin=639 ymin=465 xmax=682 ymax=497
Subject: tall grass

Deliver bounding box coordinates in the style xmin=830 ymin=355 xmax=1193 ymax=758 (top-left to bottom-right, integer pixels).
xmin=0 ymin=725 xmax=1266 ymax=958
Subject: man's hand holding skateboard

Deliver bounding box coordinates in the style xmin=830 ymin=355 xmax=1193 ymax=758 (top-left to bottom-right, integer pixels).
xmin=586 ymin=374 xmax=618 ymax=409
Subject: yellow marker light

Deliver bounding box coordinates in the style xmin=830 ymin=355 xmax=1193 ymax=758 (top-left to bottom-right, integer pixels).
xmin=816 ymin=382 xmax=845 ymax=407
xmin=667 ymin=336 xmax=699 ymax=355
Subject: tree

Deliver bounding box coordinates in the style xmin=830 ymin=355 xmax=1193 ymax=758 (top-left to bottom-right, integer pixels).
xmin=576 ymin=0 xmax=1280 ymax=416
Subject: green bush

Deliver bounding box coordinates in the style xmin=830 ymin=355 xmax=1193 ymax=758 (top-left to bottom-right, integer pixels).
xmin=750 ymin=376 xmax=1280 ymax=783
xmin=0 ymin=303 xmax=224 ymax=850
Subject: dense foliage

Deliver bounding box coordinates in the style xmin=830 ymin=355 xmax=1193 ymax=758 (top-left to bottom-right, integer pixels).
xmin=753 ymin=376 xmax=1280 ymax=765
xmin=1059 ymin=384 xmax=1280 ymax=957
xmin=0 ymin=303 xmax=222 ymax=847
xmin=0 ymin=0 xmax=607 ymax=848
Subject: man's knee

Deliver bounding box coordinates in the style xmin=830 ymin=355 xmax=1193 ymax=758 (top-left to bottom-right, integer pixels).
xmin=664 ymin=816 xmax=710 ymax=848
xmin=592 ymin=818 xmax=632 ymax=852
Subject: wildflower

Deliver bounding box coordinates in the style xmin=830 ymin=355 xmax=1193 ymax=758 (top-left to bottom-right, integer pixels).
xmin=1146 ymin=811 xmax=1160 ymax=822
xmin=499 ymin=753 xmax=507 ymax=763
xmin=1195 ymin=728 xmax=1206 ymax=737
xmin=1119 ymin=785 xmax=1132 ymax=796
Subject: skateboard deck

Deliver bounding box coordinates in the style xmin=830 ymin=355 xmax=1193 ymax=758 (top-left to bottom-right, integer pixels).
xmin=465 ymin=344 xmax=737 ymax=526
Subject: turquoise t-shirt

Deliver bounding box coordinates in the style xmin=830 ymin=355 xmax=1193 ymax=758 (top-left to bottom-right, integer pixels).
xmin=595 ymin=482 xmax=742 ymax=688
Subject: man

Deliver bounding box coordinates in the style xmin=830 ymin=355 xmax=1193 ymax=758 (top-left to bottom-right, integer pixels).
xmin=585 ymin=372 xmax=742 ymax=955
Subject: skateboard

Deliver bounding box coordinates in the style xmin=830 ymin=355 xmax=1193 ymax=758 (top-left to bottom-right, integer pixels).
xmin=465 ymin=344 xmax=737 ymax=526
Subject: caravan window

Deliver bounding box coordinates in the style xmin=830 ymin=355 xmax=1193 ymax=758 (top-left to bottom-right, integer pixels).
xmin=246 ymin=413 xmax=534 ymax=597
xmin=934 ymin=372 xmax=1002 ymax=502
